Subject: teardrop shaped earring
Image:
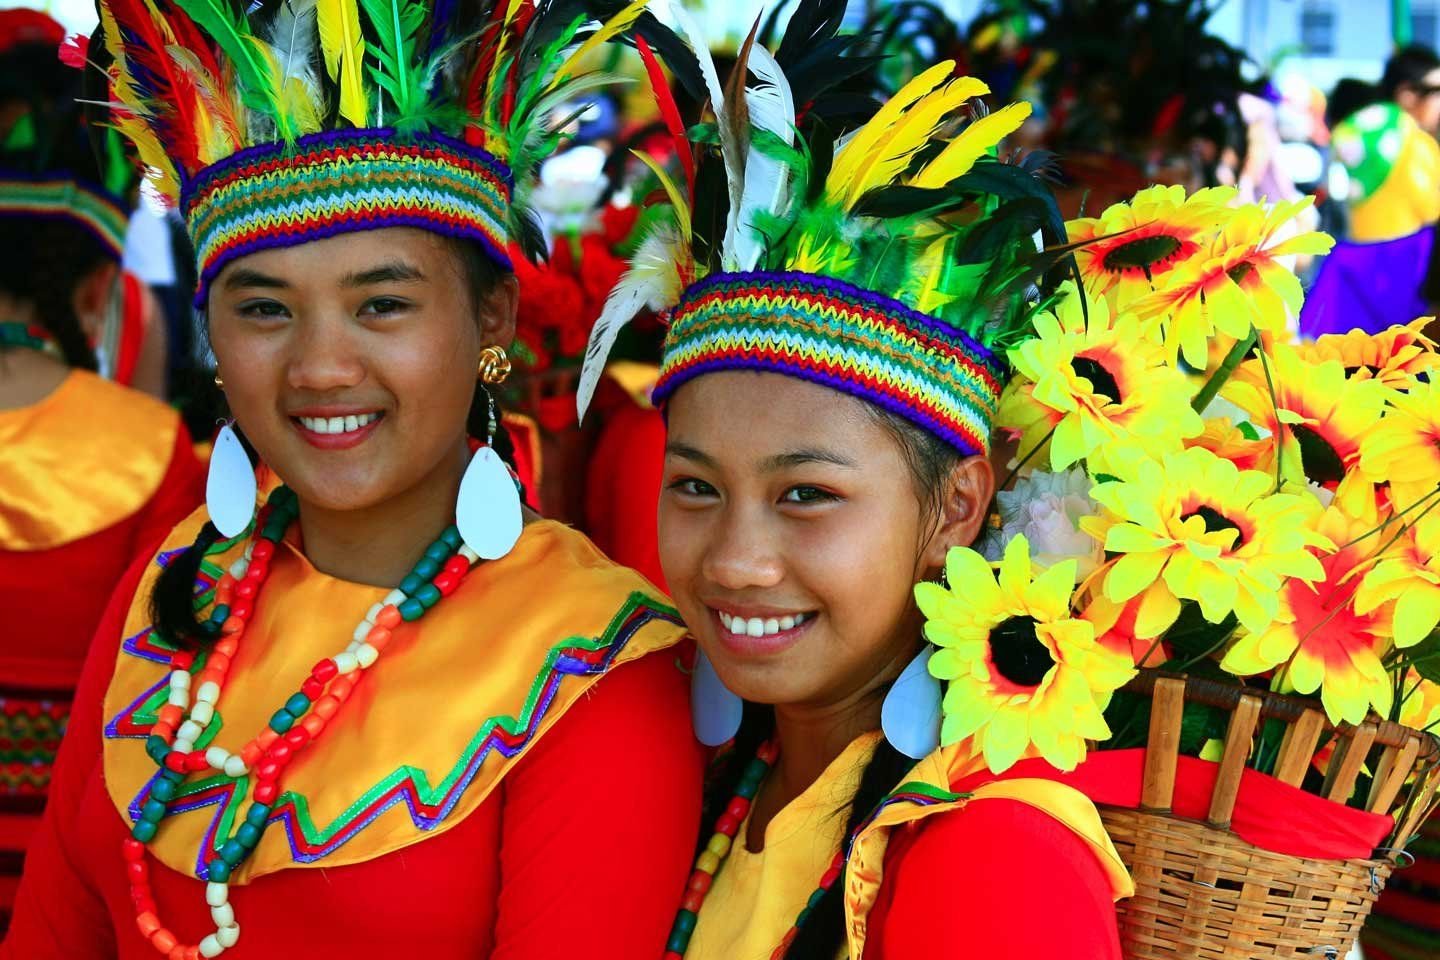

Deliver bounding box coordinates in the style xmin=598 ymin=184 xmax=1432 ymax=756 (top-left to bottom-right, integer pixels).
xmin=691 ymin=647 xmax=744 ymax=746
xmin=456 ymin=347 xmax=523 ymax=560
xmin=206 ymin=421 xmax=257 ymax=538
xmin=880 ymin=645 xmax=942 ymax=760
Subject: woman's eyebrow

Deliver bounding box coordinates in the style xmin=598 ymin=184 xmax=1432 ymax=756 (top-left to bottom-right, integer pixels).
xmin=342 ymin=262 xmax=425 ymax=287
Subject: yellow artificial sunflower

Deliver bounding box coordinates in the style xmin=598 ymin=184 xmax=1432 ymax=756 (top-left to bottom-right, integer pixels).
xmin=1355 ymin=511 xmax=1440 ymax=648
xmin=1397 ymin=669 xmax=1440 ymax=733
xmin=1128 ymin=198 xmax=1334 ymax=368
xmin=1297 ymin=319 xmax=1440 ymax=391
xmin=1360 ymin=377 xmax=1440 ymax=516
xmin=1186 ymin=415 xmax=1273 ymax=473
xmin=1079 ymin=589 xmax=1171 ymax=668
xmin=915 ymin=536 xmax=1136 ymax=773
xmin=1066 ymin=184 xmax=1236 ymax=312
xmin=1225 ymin=344 xmax=1389 ymax=508
xmin=1220 ymin=506 xmax=1395 ymax=725
xmin=996 ymin=285 xmax=1202 ymax=473
xmin=1080 ymin=446 xmax=1330 ymax=640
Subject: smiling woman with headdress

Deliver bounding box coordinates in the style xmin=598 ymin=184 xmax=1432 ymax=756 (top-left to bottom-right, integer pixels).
xmin=1 ymin=2 xmax=704 ymax=957
xmin=580 ymin=5 xmax=1133 ymax=955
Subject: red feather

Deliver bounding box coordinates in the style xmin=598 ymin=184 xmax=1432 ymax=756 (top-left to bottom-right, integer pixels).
xmin=464 ymin=9 xmax=508 ymax=144
xmin=498 ymin=1 xmax=534 ymax=129
xmin=107 ymin=0 xmax=206 ymax=169
xmin=635 ymin=35 xmax=694 ymax=201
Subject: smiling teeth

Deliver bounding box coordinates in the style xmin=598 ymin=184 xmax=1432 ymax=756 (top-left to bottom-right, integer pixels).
xmin=718 ymin=611 xmax=808 ymax=637
xmin=298 ymin=413 xmax=380 ymax=434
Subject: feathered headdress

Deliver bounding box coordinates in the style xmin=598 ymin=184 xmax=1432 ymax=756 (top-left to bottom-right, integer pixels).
xmin=91 ymin=0 xmax=656 ymax=303
xmin=578 ymin=0 xmax=1069 ymax=458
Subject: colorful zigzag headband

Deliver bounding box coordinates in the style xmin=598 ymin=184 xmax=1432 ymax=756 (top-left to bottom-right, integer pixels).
xmin=653 ymin=272 xmax=1006 ymax=457
xmin=579 ymin=7 xmax=1067 ymax=458
xmin=0 ymin=173 xmax=128 ymax=259
xmin=181 ymin=130 xmax=513 ymax=306
xmin=94 ymin=0 xmax=655 ymax=303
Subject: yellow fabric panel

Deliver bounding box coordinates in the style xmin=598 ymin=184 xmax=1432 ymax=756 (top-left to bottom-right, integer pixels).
xmin=687 ymin=733 xmax=881 ymax=960
xmin=103 ymin=508 xmax=686 ymax=883
xmin=0 ymin=370 xmax=178 ymax=550
xmin=1350 ymin=128 xmax=1440 ymax=242
xmin=688 ymin=733 xmax=1132 ymax=960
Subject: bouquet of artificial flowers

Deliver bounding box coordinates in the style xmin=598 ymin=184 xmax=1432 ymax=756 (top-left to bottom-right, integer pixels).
xmin=918 ymin=184 xmax=1440 ymax=959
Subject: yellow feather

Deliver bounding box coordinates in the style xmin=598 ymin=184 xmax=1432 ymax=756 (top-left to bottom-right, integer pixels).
xmin=630 ymin=149 xmax=691 ymax=242
xmin=546 ymin=0 xmax=649 ymax=94
xmin=97 ymin=0 xmax=142 ymax=108
xmin=913 ymin=239 xmax=956 ymax=314
xmin=823 ymin=62 xmax=978 ymax=198
xmin=114 ymin=114 xmax=179 ymax=199
xmin=834 ymin=74 xmax=990 ymax=207
xmin=317 ymin=0 xmax=367 ymax=126
xmin=910 ymin=101 xmax=1033 ymax=190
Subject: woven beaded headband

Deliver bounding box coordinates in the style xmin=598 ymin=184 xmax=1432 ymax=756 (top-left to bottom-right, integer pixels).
xmin=0 ymin=173 xmax=128 ymax=259
xmin=652 ymin=271 xmax=1007 ymax=457
xmin=182 ymin=129 xmax=513 ymax=307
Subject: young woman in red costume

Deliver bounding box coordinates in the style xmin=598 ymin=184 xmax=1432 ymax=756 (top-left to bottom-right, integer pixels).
xmin=0 ymin=10 xmax=203 ymax=934
xmin=3 ymin=1 xmax=702 ymax=957
xmin=580 ymin=6 xmax=1132 ymax=955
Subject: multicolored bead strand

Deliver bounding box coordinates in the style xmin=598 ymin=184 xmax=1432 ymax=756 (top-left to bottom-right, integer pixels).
xmin=661 ymin=740 xmax=850 ymax=960
xmin=123 ymin=485 xmax=480 ymax=959
xmin=0 ymin=320 xmax=63 ymax=359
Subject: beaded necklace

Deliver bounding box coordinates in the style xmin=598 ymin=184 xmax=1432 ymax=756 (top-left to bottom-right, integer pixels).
xmin=0 ymin=320 xmax=63 ymax=359
xmin=124 ymin=485 xmax=482 ymax=959
xmin=662 ymin=741 xmax=847 ymax=960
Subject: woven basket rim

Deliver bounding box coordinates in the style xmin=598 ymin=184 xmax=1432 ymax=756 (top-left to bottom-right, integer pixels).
xmin=1121 ymin=668 xmax=1440 ymax=762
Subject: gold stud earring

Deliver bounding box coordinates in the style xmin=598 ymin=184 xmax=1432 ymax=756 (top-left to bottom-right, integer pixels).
xmin=478 ymin=345 xmax=511 ymax=385
xmin=213 ymin=370 xmax=225 ymax=388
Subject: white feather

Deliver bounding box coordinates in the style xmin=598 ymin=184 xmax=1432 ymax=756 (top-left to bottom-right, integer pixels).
xmin=734 ymin=45 xmax=795 ymax=271
xmin=576 ymin=223 xmax=688 ymax=423
xmin=659 ymin=0 xmax=745 ymax=270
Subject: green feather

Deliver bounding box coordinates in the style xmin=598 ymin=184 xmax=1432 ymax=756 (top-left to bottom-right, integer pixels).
xmin=358 ymin=0 xmax=428 ymax=127
xmin=173 ymin=0 xmax=287 ymax=134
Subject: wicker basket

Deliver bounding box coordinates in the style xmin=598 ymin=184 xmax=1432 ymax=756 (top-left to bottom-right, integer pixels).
xmin=1103 ymin=671 xmax=1440 ymax=960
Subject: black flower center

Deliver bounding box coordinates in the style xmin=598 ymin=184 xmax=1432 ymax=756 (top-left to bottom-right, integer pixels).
xmin=1343 ymin=364 xmax=1384 ymax=379
xmin=1103 ymin=234 xmax=1182 ymax=274
xmin=1180 ymin=505 xmax=1244 ymax=545
xmin=1227 ymin=261 xmax=1256 ymax=284
xmin=1072 ymin=356 xmax=1122 ymax=404
xmin=1290 ymin=422 xmax=1347 ymax=485
xmin=990 ymin=616 xmax=1056 ymax=688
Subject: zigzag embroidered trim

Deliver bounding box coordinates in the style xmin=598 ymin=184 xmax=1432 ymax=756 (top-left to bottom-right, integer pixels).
xmin=105 ymin=564 xmax=681 ymax=872
xmin=181 ymin=129 xmax=514 ymax=306
xmin=653 ymin=272 xmax=1005 ymax=457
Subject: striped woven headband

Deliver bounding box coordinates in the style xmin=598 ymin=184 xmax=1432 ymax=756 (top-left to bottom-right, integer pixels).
xmin=0 ymin=173 xmax=127 ymax=258
xmin=653 ymin=271 xmax=1006 ymax=456
xmin=182 ymin=129 xmax=513 ymax=306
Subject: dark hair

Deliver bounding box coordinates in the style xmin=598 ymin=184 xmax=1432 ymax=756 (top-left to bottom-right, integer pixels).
xmin=1382 ymin=44 xmax=1440 ymax=99
xmin=697 ymin=404 xmax=967 ymax=960
xmin=0 ymin=216 xmax=106 ymax=369
xmin=1328 ymin=77 xmax=1381 ymax=129
xmin=0 ymin=38 xmax=110 ymax=370
xmin=150 ymin=236 xmax=519 ymax=648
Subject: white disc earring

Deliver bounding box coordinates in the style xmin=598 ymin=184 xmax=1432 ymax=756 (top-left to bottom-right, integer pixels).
xmin=881 ymin=645 xmax=942 ymax=760
xmin=691 ymin=648 xmax=744 ymax=746
xmin=456 ymin=387 xmax=522 ymax=560
xmin=206 ymin=422 xmax=257 ymax=538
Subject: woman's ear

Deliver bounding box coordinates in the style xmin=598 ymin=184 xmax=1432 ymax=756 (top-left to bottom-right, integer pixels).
xmin=70 ymin=260 xmax=120 ymax=339
xmin=477 ymin=273 xmax=519 ymax=349
xmin=920 ymin=454 xmax=995 ymax=575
